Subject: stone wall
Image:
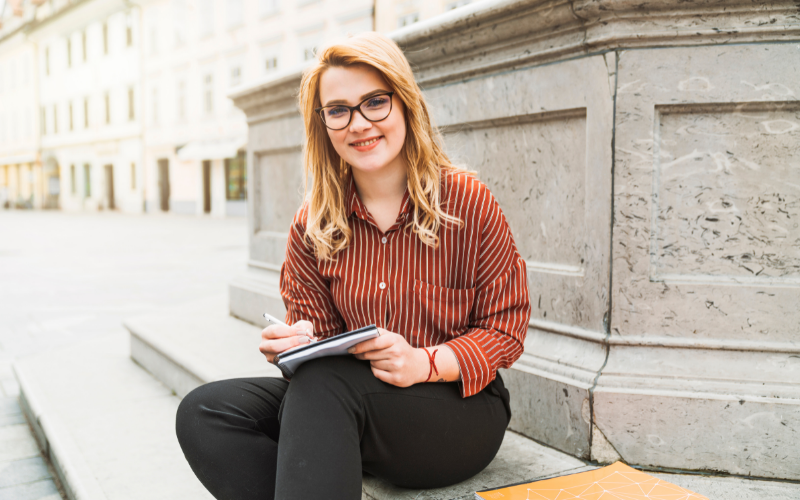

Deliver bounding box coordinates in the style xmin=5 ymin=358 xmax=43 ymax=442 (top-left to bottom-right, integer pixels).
xmin=230 ymin=0 xmax=800 ymax=480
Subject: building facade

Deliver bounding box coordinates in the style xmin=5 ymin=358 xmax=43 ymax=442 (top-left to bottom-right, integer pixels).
xmin=0 ymin=1 xmax=42 ymax=209
xmin=27 ymin=0 xmax=144 ymax=213
xmin=134 ymin=0 xmax=374 ymax=217
xmin=374 ymin=0 xmax=471 ymax=32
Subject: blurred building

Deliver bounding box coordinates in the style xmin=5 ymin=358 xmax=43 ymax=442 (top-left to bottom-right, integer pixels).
xmin=0 ymin=0 xmax=478 ymax=214
xmin=27 ymin=0 xmax=144 ymax=213
xmin=0 ymin=0 xmax=42 ymax=209
xmin=374 ymin=0 xmax=471 ymax=31
xmin=133 ymin=0 xmax=374 ymax=216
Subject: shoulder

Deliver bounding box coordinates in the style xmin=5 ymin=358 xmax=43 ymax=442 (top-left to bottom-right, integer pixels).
xmin=287 ymin=201 xmax=315 ymax=254
xmin=290 ymin=201 xmax=311 ymax=233
xmin=441 ymin=169 xmax=499 ymax=220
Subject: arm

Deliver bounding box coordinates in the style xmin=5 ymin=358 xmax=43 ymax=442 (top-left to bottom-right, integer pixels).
xmin=279 ymin=207 xmax=345 ymax=338
xmin=443 ymin=192 xmax=531 ymax=397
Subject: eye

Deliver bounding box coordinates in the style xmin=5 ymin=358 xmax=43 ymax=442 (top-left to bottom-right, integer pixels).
xmin=365 ymin=96 xmax=389 ymax=109
xmin=325 ymin=106 xmax=349 ymax=118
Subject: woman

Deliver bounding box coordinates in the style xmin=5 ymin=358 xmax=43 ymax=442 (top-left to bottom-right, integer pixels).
xmin=176 ymin=31 xmax=531 ymax=500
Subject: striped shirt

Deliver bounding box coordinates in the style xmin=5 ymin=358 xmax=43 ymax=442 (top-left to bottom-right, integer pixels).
xmin=280 ymin=171 xmax=531 ymax=397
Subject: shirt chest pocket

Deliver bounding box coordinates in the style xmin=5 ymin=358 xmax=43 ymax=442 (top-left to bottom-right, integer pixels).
xmin=411 ymin=279 xmax=476 ymax=342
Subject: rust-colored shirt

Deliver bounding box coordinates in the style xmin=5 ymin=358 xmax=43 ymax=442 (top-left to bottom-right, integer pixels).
xmin=280 ymin=171 xmax=531 ymax=397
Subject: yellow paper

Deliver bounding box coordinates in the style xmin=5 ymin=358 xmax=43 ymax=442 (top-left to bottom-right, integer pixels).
xmin=476 ymin=462 xmax=709 ymax=500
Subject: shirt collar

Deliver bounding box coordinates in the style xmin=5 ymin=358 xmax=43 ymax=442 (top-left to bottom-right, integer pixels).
xmin=346 ymin=174 xmax=412 ymax=224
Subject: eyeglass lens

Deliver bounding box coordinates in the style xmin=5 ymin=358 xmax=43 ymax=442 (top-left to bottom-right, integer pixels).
xmin=321 ymin=95 xmax=392 ymax=130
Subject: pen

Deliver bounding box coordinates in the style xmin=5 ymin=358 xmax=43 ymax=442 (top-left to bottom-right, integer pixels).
xmin=263 ymin=312 xmax=316 ymax=341
xmin=262 ymin=312 xmax=289 ymax=327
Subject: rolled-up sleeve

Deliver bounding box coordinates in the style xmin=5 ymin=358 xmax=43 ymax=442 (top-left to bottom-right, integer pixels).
xmin=280 ymin=207 xmax=344 ymax=338
xmin=444 ymin=193 xmax=531 ymax=398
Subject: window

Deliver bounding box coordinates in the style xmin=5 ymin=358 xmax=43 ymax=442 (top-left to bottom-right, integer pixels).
xmin=53 ymin=104 xmax=58 ymax=134
xmin=128 ymin=87 xmax=135 ymax=121
xmin=173 ymin=1 xmax=187 ymax=46
xmin=264 ymin=55 xmax=278 ymax=72
xmin=445 ymin=0 xmax=471 ymax=9
xmin=105 ymin=92 xmax=110 ymax=124
xmin=176 ymin=80 xmax=186 ymax=121
xmin=229 ymin=65 xmax=241 ymax=87
xmin=227 ymin=0 xmax=243 ymax=28
xmin=397 ymin=12 xmax=419 ymax=28
xmin=66 ymin=38 xmax=72 ymax=68
xmin=83 ymin=164 xmax=91 ymax=197
xmin=69 ymin=102 xmax=74 ymax=131
xmin=41 ymin=107 xmax=46 ymax=135
xmin=126 ymin=14 xmax=133 ymax=47
xmin=130 ymin=163 xmax=136 ymax=189
xmin=45 ymin=47 xmax=50 ymax=76
xmin=103 ymin=22 xmax=109 ymax=55
xmin=199 ymin=0 xmax=214 ymax=37
xmin=303 ymin=46 xmax=316 ymax=61
xmin=84 ymin=97 xmax=89 ymax=128
xmin=152 ymin=88 xmax=159 ymax=125
xmin=225 ymin=151 xmax=246 ymax=200
xmin=203 ymin=74 xmax=214 ymax=115
xmin=149 ymin=25 xmax=158 ymax=54
xmin=260 ymin=0 xmax=279 ymax=16
xmin=70 ymin=165 xmax=76 ymax=194
xmin=82 ymin=30 xmax=87 ymax=61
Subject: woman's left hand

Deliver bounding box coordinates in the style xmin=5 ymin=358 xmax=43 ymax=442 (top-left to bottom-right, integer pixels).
xmin=348 ymin=329 xmax=429 ymax=387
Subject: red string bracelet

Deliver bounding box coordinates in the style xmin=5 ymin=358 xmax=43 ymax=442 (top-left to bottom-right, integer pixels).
xmin=424 ymin=348 xmax=439 ymax=382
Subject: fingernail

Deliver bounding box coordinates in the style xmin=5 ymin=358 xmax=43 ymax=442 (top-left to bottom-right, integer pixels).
xmin=297 ymin=336 xmax=310 ymax=344
xmin=347 ymin=347 xmax=354 ymax=354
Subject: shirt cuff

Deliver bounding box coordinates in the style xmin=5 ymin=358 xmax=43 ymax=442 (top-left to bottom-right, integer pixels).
xmin=444 ymin=335 xmax=494 ymax=398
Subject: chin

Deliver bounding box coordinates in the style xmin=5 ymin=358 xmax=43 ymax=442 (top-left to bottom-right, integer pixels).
xmin=348 ymin=157 xmax=390 ymax=173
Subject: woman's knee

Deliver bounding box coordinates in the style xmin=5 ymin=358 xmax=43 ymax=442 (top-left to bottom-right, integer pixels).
xmin=176 ymin=382 xmax=220 ymax=445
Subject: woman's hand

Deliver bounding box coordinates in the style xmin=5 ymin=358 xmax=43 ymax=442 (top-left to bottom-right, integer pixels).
xmin=259 ymin=320 xmax=316 ymax=364
xmin=348 ymin=329 xmax=429 ymax=387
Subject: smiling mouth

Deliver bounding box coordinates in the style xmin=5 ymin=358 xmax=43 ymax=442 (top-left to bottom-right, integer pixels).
xmin=351 ymin=137 xmax=382 ymax=147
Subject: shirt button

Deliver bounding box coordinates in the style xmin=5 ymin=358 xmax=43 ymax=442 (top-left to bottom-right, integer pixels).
xmin=379 ymin=282 xmax=386 ymax=290
xmin=381 ymin=237 xmax=387 ymax=244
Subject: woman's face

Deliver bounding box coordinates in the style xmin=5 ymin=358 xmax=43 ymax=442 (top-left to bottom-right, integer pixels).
xmin=318 ymin=64 xmax=407 ymax=177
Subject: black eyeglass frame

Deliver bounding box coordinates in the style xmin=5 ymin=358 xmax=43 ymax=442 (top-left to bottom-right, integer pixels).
xmin=315 ymin=92 xmax=395 ymax=131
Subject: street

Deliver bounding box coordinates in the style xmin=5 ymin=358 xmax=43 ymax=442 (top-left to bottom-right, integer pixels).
xmin=0 ymin=211 xmax=248 ymax=499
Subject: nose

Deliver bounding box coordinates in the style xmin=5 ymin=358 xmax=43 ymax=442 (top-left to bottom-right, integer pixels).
xmin=349 ymin=110 xmax=372 ymax=133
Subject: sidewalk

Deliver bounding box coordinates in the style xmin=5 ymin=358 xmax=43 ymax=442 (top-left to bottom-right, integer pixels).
xmin=0 ymin=211 xmax=249 ymax=499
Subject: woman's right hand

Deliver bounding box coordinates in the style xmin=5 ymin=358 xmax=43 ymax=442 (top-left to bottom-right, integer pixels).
xmin=259 ymin=320 xmax=316 ymax=364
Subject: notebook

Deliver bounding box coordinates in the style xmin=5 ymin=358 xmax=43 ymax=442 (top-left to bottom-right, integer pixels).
xmin=475 ymin=462 xmax=709 ymax=499
xmin=273 ymin=324 xmax=380 ymax=378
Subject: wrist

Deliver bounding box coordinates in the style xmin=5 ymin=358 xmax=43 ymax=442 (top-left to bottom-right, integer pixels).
xmin=416 ymin=347 xmax=431 ymax=384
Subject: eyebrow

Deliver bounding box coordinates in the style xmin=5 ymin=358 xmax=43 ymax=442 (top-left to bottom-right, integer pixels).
xmin=323 ymin=89 xmax=391 ymax=107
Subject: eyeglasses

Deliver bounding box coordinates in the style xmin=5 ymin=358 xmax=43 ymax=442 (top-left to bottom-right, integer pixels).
xmin=315 ymin=92 xmax=395 ymax=131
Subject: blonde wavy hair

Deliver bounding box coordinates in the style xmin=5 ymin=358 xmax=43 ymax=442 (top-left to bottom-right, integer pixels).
xmin=298 ymin=31 xmax=466 ymax=261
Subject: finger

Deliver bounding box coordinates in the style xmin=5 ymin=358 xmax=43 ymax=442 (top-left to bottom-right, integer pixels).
xmin=261 ymin=324 xmax=295 ymax=340
xmin=291 ymin=320 xmax=315 ymax=338
xmin=354 ymin=348 xmax=394 ymax=361
xmin=348 ymin=335 xmax=392 ymax=355
xmin=259 ymin=335 xmax=312 ymax=357
xmin=371 ymin=366 xmax=393 ymax=384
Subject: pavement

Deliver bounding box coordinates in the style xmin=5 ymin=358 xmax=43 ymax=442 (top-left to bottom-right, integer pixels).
xmin=0 ymin=210 xmax=248 ymax=500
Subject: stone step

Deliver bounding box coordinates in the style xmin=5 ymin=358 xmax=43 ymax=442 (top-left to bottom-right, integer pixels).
xmin=16 ymin=299 xmax=800 ymax=500
xmin=125 ymin=294 xmax=282 ymax=398
xmin=14 ymin=332 xmax=215 ymax=500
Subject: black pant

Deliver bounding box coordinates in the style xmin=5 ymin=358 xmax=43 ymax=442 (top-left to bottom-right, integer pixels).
xmin=176 ymin=355 xmax=510 ymax=500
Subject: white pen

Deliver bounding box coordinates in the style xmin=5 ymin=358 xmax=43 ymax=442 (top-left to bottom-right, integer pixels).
xmin=263 ymin=312 xmax=316 ymax=341
xmin=262 ymin=312 xmax=289 ymax=327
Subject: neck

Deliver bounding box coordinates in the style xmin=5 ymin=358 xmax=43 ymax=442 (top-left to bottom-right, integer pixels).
xmin=351 ymin=158 xmax=407 ymax=204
